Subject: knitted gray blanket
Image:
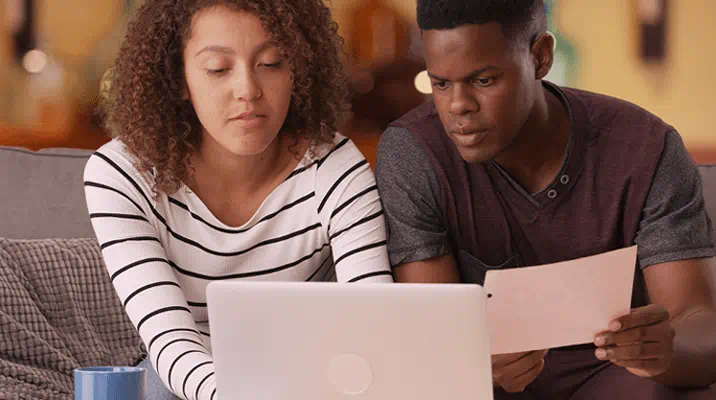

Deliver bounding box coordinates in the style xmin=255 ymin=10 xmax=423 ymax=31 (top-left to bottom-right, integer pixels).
xmin=0 ymin=238 xmax=145 ymax=399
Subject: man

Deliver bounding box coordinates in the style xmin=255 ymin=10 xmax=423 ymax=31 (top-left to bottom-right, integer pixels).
xmin=374 ymin=1 xmax=716 ymax=399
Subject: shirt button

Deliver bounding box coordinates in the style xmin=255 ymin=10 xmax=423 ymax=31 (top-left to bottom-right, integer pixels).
xmin=560 ymin=174 xmax=570 ymax=185
xmin=547 ymin=189 xmax=558 ymax=199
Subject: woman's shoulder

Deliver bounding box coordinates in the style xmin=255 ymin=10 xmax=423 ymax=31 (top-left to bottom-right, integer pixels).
xmin=309 ymin=132 xmax=367 ymax=169
xmin=84 ymin=138 xmax=158 ymax=197
xmin=310 ymin=131 xmax=375 ymax=195
xmin=94 ymin=137 xmax=132 ymax=159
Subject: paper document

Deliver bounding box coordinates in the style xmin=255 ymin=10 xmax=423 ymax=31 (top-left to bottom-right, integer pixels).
xmin=484 ymin=246 xmax=637 ymax=355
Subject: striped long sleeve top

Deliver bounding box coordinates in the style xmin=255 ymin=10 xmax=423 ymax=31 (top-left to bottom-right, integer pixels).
xmin=83 ymin=133 xmax=393 ymax=400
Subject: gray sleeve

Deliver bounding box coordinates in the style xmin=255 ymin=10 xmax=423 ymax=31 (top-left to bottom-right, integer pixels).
xmin=375 ymin=127 xmax=451 ymax=266
xmin=635 ymin=130 xmax=716 ymax=268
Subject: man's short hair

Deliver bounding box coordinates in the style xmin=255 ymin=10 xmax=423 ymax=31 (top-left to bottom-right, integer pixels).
xmin=416 ymin=0 xmax=547 ymax=45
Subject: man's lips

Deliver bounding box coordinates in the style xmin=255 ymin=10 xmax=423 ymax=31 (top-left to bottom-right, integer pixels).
xmin=450 ymin=129 xmax=489 ymax=147
xmin=451 ymin=123 xmax=488 ymax=135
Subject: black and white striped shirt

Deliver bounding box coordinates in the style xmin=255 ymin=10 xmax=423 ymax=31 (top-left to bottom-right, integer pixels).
xmin=83 ymin=133 xmax=393 ymax=400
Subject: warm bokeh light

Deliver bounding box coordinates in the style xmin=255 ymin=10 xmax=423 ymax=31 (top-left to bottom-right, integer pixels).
xmin=414 ymin=70 xmax=432 ymax=94
xmin=21 ymin=49 xmax=48 ymax=74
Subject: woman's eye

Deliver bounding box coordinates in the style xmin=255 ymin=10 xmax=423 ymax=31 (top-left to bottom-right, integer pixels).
xmin=206 ymin=68 xmax=229 ymax=76
xmin=260 ymin=62 xmax=282 ymax=68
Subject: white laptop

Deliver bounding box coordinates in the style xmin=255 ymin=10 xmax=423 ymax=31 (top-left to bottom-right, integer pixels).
xmin=206 ymin=281 xmax=494 ymax=400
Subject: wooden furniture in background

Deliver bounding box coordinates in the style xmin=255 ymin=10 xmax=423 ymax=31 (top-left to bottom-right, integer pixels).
xmin=343 ymin=0 xmax=428 ymax=133
xmin=348 ymin=59 xmax=428 ymax=133
xmin=0 ymin=122 xmax=109 ymax=151
xmin=348 ymin=0 xmax=412 ymax=69
xmin=691 ymin=149 xmax=716 ymax=165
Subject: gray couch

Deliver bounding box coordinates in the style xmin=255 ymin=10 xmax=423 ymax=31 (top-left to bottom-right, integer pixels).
xmin=0 ymin=145 xmax=715 ymax=398
xmin=0 ymin=146 xmax=145 ymax=399
xmin=2 ymin=147 xmax=96 ymax=239
xmin=5 ymin=146 xmax=714 ymax=242
xmin=2 ymin=146 xmax=715 ymax=241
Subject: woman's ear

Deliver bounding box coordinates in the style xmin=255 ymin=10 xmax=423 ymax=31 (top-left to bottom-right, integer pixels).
xmin=181 ymin=83 xmax=190 ymax=101
xmin=531 ymin=31 xmax=555 ymax=80
xmin=180 ymin=67 xmax=190 ymax=100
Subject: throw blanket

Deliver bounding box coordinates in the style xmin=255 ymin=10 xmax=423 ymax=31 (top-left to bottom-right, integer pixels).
xmin=0 ymin=238 xmax=146 ymax=399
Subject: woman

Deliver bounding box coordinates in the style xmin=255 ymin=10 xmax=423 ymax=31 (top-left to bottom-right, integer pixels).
xmin=84 ymin=1 xmax=393 ymax=399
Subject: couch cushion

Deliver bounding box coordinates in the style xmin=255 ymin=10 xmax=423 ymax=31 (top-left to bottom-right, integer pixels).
xmin=0 ymin=146 xmax=95 ymax=239
xmin=0 ymin=238 xmax=144 ymax=399
xmin=699 ymin=165 xmax=716 ymax=244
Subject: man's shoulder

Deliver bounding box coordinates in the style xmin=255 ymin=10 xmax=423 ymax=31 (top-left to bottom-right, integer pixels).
xmin=384 ymin=101 xmax=462 ymax=162
xmin=389 ymin=101 xmax=441 ymax=131
xmin=561 ymin=86 xmax=674 ymax=143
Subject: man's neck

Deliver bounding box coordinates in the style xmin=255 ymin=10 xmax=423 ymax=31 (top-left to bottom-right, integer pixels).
xmin=494 ymin=83 xmax=571 ymax=194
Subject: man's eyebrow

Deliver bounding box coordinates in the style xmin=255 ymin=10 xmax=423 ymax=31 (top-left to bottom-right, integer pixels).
xmin=427 ymin=65 xmax=500 ymax=82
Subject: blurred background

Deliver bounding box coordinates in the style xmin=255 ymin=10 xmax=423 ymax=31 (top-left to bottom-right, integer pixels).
xmin=0 ymin=0 xmax=714 ymax=166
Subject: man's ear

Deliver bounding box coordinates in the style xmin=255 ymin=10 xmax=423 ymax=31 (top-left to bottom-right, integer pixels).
xmin=531 ymin=31 xmax=555 ymax=80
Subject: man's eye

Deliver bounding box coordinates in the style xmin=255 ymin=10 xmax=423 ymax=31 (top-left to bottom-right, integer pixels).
xmin=474 ymin=78 xmax=493 ymax=87
xmin=432 ymin=81 xmax=449 ymax=90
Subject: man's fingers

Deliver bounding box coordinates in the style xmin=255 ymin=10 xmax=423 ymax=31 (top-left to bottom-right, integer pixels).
xmin=595 ymin=342 xmax=665 ymax=361
xmin=494 ymin=350 xmax=549 ymax=393
xmin=497 ymin=349 xmax=547 ymax=381
xmin=501 ymin=359 xmax=545 ymax=393
xmin=595 ymin=321 xmax=672 ymax=346
xmin=493 ymin=349 xmax=547 ymax=369
xmin=610 ymin=304 xmax=670 ymax=332
xmin=492 ymin=351 xmax=530 ymax=368
xmin=610 ymin=358 xmax=664 ymax=370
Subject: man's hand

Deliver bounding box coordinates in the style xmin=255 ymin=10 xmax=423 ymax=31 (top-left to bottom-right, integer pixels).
xmin=594 ymin=304 xmax=675 ymax=378
xmin=491 ymin=350 xmax=548 ymax=393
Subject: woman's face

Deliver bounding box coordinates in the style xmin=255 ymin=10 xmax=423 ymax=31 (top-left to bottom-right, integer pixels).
xmin=183 ymin=6 xmax=294 ymax=156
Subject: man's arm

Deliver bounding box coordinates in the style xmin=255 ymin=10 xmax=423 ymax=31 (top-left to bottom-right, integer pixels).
xmin=374 ymin=127 xmax=452 ymax=267
xmin=637 ymin=131 xmax=716 ymax=387
xmin=595 ymin=130 xmax=716 ymax=387
xmin=376 ymin=126 xmax=548 ymax=393
xmin=644 ymin=257 xmax=716 ymax=387
xmin=393 ymin=255 xmax=461 ymax=283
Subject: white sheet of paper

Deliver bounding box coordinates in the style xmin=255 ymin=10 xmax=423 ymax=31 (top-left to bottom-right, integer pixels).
xmin=484 ymin=246 xmax=637 ymax=355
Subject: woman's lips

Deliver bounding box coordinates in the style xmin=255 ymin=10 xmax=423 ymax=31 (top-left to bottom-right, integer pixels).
xmin=230 ymin=114 xmax=267 ymax=129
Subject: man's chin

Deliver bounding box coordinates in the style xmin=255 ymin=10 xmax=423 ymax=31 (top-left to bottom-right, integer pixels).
xmin=457 ymin=147 xmax=495 ymax=164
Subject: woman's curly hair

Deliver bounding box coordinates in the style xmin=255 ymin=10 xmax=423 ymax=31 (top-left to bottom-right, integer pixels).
xmin=103 ymin=0 xmax=350 ymax=195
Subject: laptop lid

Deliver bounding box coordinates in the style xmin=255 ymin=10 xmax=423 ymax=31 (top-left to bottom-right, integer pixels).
xmin=206 ymin=281 xmax=493 ymax=400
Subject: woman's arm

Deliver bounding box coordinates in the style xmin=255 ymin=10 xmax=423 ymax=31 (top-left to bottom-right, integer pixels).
xmin=84 ymin=149 xmax=216 ymax=400
xmin=317 ymin=138 xmax=393 ymax=283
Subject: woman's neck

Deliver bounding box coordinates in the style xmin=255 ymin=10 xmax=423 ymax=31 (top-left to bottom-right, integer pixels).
xmin=190 ymin=133 xmax=303 ymax=196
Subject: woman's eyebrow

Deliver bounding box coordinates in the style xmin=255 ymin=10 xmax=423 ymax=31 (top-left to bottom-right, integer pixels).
xmin=194 ymin=40 xmax=276 ymax=57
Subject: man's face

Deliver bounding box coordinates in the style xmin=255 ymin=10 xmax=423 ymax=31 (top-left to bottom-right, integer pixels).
xmin=423 ymin=23 xmax=539 ymax=164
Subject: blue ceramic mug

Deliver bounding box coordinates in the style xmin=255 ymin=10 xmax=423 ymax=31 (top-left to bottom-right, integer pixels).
xmin=74 ymin=366 xmax=146 ymax=400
